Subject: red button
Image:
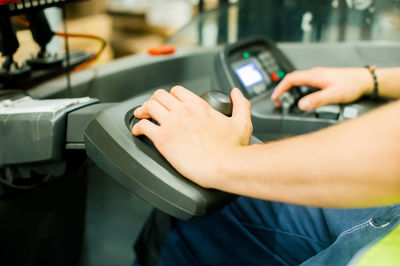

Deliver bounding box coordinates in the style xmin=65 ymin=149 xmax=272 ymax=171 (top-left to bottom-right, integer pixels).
xmin=270 ymin=72 xmax=280 ymax=82
xmin=148 ymin=44 xmax=176 ymax=56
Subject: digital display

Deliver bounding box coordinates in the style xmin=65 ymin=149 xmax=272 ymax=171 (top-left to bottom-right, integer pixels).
xmin=235 ymin=62 xmax=264 ymax=88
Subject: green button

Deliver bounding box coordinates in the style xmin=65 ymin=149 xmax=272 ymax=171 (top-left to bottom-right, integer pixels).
xmin=277 ymin=69 xmax=285 ymax=79
xmin=243 ymin=52 xmax=250 ymax=59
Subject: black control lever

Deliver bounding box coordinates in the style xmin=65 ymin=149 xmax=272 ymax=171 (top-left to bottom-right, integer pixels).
xmin=129 ymin=90 xmax=233 ymax=131
xmin=278 ymin=87 xmax=302 ymax=115
xmin=85 ymin=90 xmax=261 ymax=220
xmin=201 ymin=90 xmax=233 ymax=116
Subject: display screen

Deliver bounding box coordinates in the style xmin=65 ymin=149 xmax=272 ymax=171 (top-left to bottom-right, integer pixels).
xmin=234 ymin=62 xmax=264 ymax=88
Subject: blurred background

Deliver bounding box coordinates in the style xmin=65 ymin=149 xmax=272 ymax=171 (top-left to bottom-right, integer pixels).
xmin=10 ymin=0 xmax=400 ymax=71
xmin=10 ymin=0 xmax=225 ymax=70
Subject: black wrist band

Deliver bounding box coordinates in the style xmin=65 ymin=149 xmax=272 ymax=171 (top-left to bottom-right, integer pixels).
xmin=365 ymin=65 xmax=379 ymax=100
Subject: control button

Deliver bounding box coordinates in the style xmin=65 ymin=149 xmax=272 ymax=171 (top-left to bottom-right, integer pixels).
xmin=148 ymin=44 xmax=176 ymax=55
xmin=277 ymin=69 xmax=285 ymax=79
xmin=243 ymin=52 xmax=251 ymax=58
xmin=315 ymin=105 xmax=340 ymax=120
xmin=270 ymin=72 xmax=280 ymax=82
xmin=343 ymin=106 xmax=359 ymax=119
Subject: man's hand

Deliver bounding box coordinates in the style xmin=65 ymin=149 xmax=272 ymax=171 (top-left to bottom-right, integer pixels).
xmin=271 ymin=67 xmax=374 ymax=110
xmin=132 ymin=86 xmax=253 ymax=189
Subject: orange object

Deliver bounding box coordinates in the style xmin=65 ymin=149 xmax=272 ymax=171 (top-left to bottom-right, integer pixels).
xmin=148 ymin=44 xmax=176 ymax=56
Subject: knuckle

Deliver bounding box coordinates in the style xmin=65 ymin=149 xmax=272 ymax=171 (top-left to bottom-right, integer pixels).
xmin=237 ymin=118 xmax=253 ymax=135
xmin=140 ymin=119 xmax=150 ymax=128
xmin=284 ymin=72 xmax=294 ymax=80
xmin=169 ymin=86 xmax=178 ymax=95
xmin=244 ymin=120 xmax=253 ymax=134
xmin=249 ymin=121 xmax=254 ymax=132
xmin=141 ymin=101 xmax=149 ymax=111
xmin=283 ymin=72 xmax=295 ymax=84
xmin=244 ymin=97 xmax=251 ymax=109
xmin=183 ymin=103 xmax=196 ymax=115
xmin=239 ymin=94 xmax=251 ymax=106
xmin=134 ymin=106 xmax=142 ymax=116
xmin=154 ymin=135 xmax=165 ymax=148
xmin=142 ymin=101 xmax=150 ymax=111
xmin=133 ymin=119 xmax=144 ymax=132
xmin=170 ymin=85 xmax=184 ymax=94
xmin=157 ymin=129 xmax=171 ymax=147
xmin=147 ymin=99 xmax=157 ymax=108
xmin=176 ymin=103 xmax=190 ymax=116
xmin=153 ymin=89 xmax=166 ymax=99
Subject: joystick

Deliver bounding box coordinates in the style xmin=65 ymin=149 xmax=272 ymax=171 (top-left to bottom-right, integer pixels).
xmin=201 ymin=90 xmax=233 ymax=116
xmin=129 ymin=90 xmax=233 ymax=132
xmin=279 ymin=92 xmax=296 ymax=115
xmin=85 ymin=90 xmax=259 ymax=220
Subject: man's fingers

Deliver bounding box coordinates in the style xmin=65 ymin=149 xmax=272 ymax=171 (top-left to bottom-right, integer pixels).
xmin=298 ymin=86 xmax=341 ymax=111
xmin=131 ymin=119 xmax=160 ymax=140
xmin=151 ymin=89 xmax=181 ymax=110
xmin=134 ymin=99 xmax=168 ymax=124
xmin=271 ymin=69 xmax=322 ymax=101
xmin=170 ymin=85 xmax=202 ymax=103
xmin=231 ymin=88 xmax=251 ymax=122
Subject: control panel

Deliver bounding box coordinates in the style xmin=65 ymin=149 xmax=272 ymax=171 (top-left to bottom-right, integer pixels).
xmin=215 ymin=37 xmax=382 ymax=138
xmin=215 ymin=37 xmax=319 ymax=120
xmin=216 ymin=37 xmax=298 ymax=99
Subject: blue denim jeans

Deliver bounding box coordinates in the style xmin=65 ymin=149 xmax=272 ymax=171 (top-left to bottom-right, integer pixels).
xmin=156 ymin=197 xmax=400 ymax=266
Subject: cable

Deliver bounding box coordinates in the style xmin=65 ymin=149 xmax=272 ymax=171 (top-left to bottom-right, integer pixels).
xmin=14 ymin=15 xmax=29 ymax=27
xmin=14 ymin=15 xmax=107 ymax=71
xmin=55 ymin=31 xmax=106 ymax=70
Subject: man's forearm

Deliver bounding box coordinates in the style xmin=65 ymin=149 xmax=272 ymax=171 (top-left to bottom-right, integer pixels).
xmin=219 ymin=101 xmax=400 ymax=208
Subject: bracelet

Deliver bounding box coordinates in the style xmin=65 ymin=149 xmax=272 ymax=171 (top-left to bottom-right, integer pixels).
xmin=365 ymin=65 xmax=379 ymax=100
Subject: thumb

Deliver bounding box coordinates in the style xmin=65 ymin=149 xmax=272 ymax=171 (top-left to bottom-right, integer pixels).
xmin=231 ymin=88 xmax=251 ymax=122
xmin=298 ymin=87 xmax=340 ymax=111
